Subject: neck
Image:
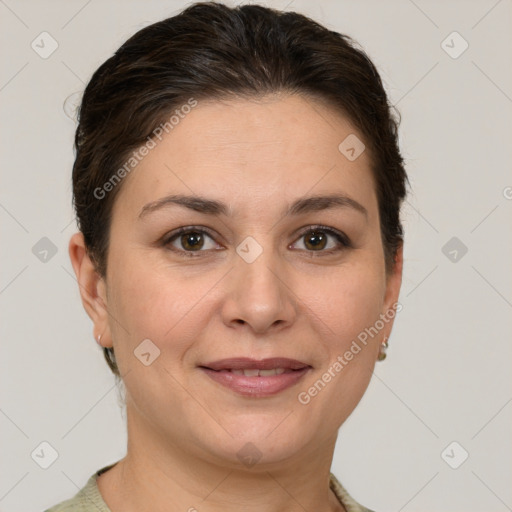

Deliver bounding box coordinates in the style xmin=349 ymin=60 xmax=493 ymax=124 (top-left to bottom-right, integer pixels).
xmin=97 ymin=404 xmax=346 ymax=512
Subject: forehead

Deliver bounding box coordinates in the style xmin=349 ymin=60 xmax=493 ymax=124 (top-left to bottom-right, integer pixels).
xmin=113 ymin=93 xmax=377 ymax=220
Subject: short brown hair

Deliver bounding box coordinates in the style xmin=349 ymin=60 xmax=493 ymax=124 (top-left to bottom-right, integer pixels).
xmin=72 ymin=1 xmax=409 ymax=377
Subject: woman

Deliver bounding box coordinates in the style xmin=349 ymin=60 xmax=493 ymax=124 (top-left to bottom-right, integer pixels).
xmin=46 ymin=2 xmax=408 ymax=511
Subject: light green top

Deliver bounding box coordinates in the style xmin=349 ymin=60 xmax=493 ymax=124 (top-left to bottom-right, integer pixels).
xmin=45 ymin=461 xmax=375 ymax=512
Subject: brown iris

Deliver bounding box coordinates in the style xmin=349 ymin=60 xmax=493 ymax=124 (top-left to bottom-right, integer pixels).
xmin=180 ymin=232 xmax=205 ymax=251
xmin=303 ymin=230 xmax=327 ymax=251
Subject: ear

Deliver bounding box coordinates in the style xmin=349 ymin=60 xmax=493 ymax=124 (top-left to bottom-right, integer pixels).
xmin=380 ymin=242 xmax=404 ymax=340
xmin=68 ymin=232 xmax=112 ymax=348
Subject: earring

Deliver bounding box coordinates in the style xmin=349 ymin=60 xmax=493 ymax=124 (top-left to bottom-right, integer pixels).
xmin=378 ymin=337 xmax=388 ymax=361
xmin=96 ymin=334 xmax=102 ymax=346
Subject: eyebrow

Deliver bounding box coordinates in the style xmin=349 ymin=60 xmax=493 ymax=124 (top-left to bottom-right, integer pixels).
xmin=138 ymin=193 xmax=368 ymax=220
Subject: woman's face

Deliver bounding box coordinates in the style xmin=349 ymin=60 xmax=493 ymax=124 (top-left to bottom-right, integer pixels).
xmin=83 ymin=93 xmax=402 ymax=467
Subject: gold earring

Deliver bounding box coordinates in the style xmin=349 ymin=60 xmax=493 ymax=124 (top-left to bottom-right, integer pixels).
xmin=378 ymin=337 xmax=388 ymax=361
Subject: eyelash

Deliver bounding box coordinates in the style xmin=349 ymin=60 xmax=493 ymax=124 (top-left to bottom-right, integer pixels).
xmin=161 ymin=225 xmax=352 ymax=258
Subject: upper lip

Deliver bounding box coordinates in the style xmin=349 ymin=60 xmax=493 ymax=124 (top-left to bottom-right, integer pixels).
xmin=200 ymin=357 xmax=311 ymax=371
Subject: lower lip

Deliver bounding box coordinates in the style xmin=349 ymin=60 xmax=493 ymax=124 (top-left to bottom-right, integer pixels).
xmin=200 ymin=368 xmax=310 ymax=397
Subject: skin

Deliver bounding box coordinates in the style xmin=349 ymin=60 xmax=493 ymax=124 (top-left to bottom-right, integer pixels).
xmin=69 ymin=93 xmax=403 ymax=512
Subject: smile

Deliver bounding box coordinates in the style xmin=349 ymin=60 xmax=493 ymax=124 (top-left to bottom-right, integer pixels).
xmin=199 ymin=357 xmax=312 ymax=397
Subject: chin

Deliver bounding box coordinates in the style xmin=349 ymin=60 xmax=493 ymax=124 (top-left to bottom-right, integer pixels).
xmin=190 ymin=413 xmax=318 ymax=467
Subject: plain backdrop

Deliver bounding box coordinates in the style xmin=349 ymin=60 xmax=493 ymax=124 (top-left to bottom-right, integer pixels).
xmin=1 ymin=1 xmax=511 ymax=511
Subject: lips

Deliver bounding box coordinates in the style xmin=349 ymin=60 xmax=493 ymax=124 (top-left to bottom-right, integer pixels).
xmin=199 ymin=357 xmax=312 ymax=397
xmin=200 ymin=357 xmax=310 ymax=372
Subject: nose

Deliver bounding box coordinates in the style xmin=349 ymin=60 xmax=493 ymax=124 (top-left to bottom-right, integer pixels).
xmin=221 ymin=244 xmax=297 ymax=335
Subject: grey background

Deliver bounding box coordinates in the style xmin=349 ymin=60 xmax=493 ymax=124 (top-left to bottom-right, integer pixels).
xmin=1 ymin=0 xmax=511 ymax=511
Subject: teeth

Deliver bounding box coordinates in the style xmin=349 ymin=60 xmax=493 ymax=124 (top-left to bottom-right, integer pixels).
xmin=229 ymin=368 xmax=288 ymax=376
xmin=259 ymin=369 xmax=277 ymax=377
xmin=242 ymin=369 xmax=260 ymax=377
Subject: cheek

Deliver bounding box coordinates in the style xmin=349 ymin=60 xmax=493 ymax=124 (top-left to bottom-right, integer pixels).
xmin=107 ymin=251 xmax=223 ymax=374
xmin=108 ymin=245 xmax=386 ymax=352
xmin=294 ymin=271 xmax=384 ymax=428
xmin=307 ymin=262 xmax=386 ymax=348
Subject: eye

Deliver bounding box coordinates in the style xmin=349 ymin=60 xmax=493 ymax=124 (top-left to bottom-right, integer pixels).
xmin=163 ymin=226 xmax=221 ymax=257
xmin=291 ymin=225 xmax=351 ymax=255
xmin=161 ymin=224 xmax=351 ymax=258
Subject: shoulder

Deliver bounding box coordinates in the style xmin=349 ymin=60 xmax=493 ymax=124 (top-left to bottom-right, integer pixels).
xmin=44 ymin=486 xmax=97 ymax=511
xmin=44 ymin=474 xmax=106 ymax=512
xmin=44 ymin=462 xmax=118 ymax=512
xmin=329 ymin=472 xmax=376 ymax=512
xmin=44 ymin=493 xmax=92 ymax=512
